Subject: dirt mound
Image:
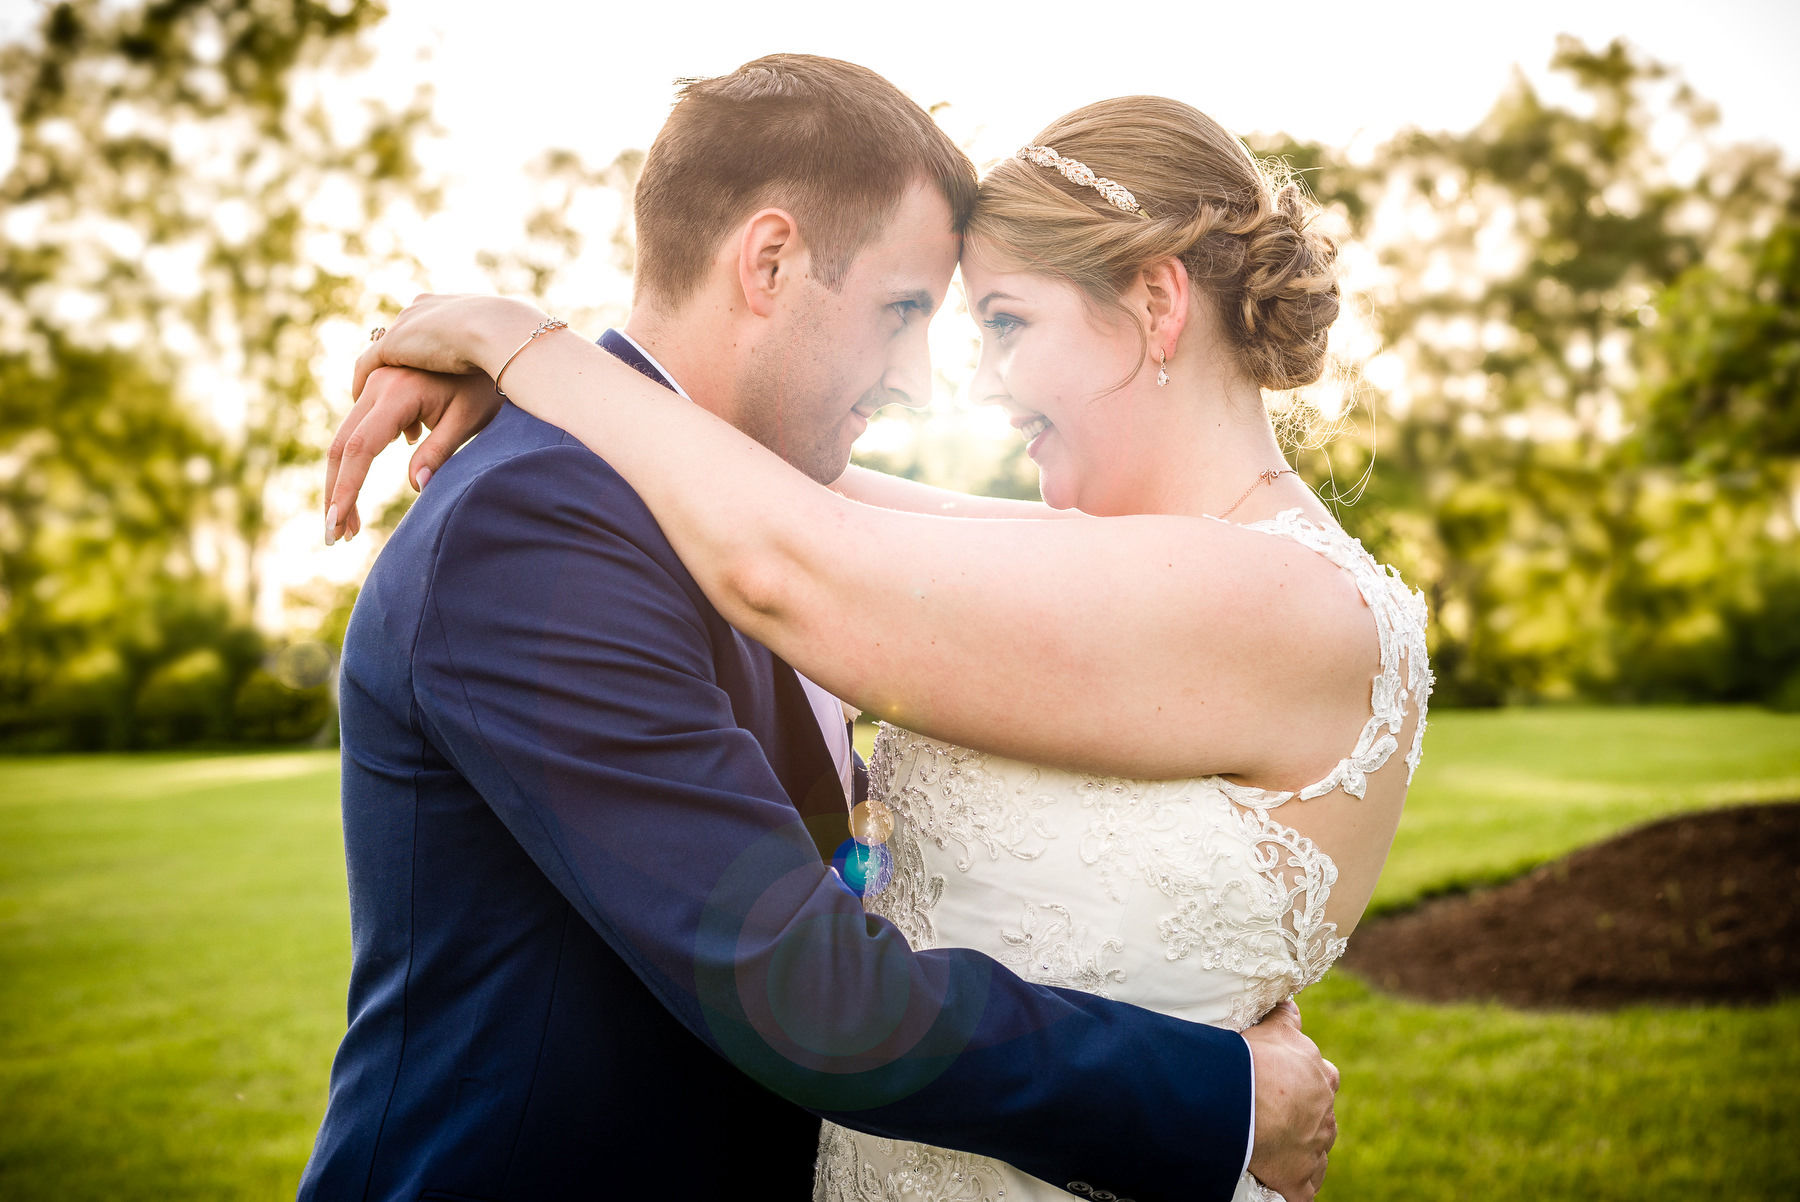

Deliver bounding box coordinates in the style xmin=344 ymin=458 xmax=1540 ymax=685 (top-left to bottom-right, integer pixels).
xmin=1340 ymin=801 xmax=1800 ymax=1008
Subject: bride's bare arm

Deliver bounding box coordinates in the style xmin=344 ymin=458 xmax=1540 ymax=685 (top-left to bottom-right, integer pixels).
xmin=348 ymin=296 xmax=1374 ymax=783
xmin=831 ymin=464 xmax=1075 ymax=520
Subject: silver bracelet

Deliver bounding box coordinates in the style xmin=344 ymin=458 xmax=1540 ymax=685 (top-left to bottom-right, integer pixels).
xmin=494 ymin=317 xmax=569 ymax=398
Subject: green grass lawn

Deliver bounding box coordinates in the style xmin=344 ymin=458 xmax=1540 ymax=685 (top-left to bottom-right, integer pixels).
xmin=4 ymin=708 xmax=1797 ymax=1200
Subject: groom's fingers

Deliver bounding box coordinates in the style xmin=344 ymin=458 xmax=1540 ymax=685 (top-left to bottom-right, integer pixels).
xmin=1264 ymin=999 xmax=1302 ymax=1030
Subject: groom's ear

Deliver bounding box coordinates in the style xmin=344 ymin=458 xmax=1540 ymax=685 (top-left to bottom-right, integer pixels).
xmin=736 ymin=208 xmax=809 ymax=318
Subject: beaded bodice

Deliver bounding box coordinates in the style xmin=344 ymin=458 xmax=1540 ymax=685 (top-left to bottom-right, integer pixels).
xmin=815 ymin=510 xmax=1432 ymax=1202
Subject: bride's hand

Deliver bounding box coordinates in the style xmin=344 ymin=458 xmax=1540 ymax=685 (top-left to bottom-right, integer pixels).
xmin=324 ymin=366 xmax=504 ymax=543
xmin=325 ymin=294 xmax=547 ymax=543
xmin=351 ymin=293 xmax=546 ymax=396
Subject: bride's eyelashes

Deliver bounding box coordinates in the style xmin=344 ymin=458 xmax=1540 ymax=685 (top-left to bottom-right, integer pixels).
xmin=981 ymin=313 xmax=1023 ymax=341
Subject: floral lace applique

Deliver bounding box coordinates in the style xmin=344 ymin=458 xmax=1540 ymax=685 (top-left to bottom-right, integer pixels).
xmin=865 ymin=809 xmax=943 ymax=951
xmin=1157 ymin=806 xmax=1347 ymax=1030
xmin=879 ymin=731 xmax=1058 ymax=870
xmin=864 ymin=729 xmax=1061 ymax=950
xmin=815 ymin=1123 xmax=887 ymax=1202
xmin=997 ymin=902 xmax=1126 ymax=998
xmin=815 ymin=1122 xmax=1009 ymax=1202
xmin=1074 ymin=776 xmax=1221 ymax=905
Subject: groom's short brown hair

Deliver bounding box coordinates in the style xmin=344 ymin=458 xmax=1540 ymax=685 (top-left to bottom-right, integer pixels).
xmin=632 ymin=54 xmax=977 ymax=305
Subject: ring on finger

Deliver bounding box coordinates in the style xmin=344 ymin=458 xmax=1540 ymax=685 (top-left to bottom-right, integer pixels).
xmin=369 ymin=326 xmax=387 ymax=341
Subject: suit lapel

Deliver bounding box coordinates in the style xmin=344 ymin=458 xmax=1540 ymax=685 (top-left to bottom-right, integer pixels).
xmin=598 ymin=329 xmax=848 ymax=861
xmin=767 ymin=653 xmax=852 ymax=863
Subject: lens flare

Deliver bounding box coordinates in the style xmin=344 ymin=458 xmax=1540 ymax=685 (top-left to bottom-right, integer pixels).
xmin=832 ymin=838 xmax=894 ymax=898
xmin=849 ymin=798 xmax=895 ymax=845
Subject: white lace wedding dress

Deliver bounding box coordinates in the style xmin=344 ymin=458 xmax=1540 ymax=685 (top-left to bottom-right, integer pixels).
xmin=813 ymin=510 xmax=1433 ymax=1202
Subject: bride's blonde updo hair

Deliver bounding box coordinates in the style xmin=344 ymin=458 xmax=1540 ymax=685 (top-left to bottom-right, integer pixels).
xmin=971 ymin=96 xmax=1339 ymax=391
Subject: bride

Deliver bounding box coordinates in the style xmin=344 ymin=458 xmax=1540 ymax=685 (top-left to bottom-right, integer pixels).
xmin=333 ymin=96 xmax=1432 ymax=1202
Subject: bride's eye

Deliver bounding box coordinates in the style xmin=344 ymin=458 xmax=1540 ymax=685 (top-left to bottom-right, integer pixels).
xmin=982 ymin=314 xmax=1022 ymax=341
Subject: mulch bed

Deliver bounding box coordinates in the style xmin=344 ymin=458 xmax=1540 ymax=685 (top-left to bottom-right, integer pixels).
xmin=1339 ymin=801 xmax=1800 ymax=1009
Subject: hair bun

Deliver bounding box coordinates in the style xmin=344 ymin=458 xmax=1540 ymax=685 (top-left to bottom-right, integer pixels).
xmin=1230 ymin=179 xmax=1340 ymax=390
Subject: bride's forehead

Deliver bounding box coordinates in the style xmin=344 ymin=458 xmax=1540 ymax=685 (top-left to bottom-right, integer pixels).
xmin=958 ymin=252 xmax=1067 ymax=305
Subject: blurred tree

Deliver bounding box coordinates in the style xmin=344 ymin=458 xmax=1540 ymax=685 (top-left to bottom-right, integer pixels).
xmin=1640 ymin=207 xmax=1800 ymax=474
xmin=0 ymin=0 xmax=438 ymax=618
xmin=1618 ymin=204 xmax=1800 ymax=706
xmin=1256 ymin=37 xmax=1799 ymax=705
xmin=0 ymin=0 xmax=438 ymax=745
xmin=0 ymin=337 xmax=252 ymax=747
xmin=477 ymin=145 xmax=642 ymax=335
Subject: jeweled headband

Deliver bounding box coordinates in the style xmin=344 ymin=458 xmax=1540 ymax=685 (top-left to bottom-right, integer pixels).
xmin=1016 ymin=144 xmax=1149 ymax=218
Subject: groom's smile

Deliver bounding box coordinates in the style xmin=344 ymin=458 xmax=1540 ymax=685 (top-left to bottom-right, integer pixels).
xmin=749 ymin=179 xmax=958 ymax=484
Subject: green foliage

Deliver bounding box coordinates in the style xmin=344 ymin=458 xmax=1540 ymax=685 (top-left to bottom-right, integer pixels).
xmin=1250 ymin=38 xmax=1799 ymax=706
xmin=133 ymin=647 xmax=234 ymax=745
xmin=476 ymin=145 xmax=642 ymax=334
xmin=0 ymin=0 xmax=435 ymax=748
xmin=7 ymin=710 xmax=1798 ymax=1198
xmin=231 ymin=665 xmax=331 ymax=745
xmin=1640 ymin=210 xmax=1800 ymax=470
xmin=0 ymin=337 xmax=258 ymax=749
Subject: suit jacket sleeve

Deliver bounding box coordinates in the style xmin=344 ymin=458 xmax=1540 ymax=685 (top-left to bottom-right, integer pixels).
xmin=413 ymin=442 xmax=1253 ymax=1202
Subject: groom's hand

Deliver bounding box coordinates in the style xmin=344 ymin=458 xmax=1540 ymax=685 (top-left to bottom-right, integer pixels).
xmin=1243 ymin=1000 xmax=1339 ymax=1202
xmin=325 ymin=366 xmax=502 ymax=543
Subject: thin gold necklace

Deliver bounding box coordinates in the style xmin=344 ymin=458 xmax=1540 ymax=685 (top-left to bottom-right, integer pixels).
xmin=1216 ymin=468 xmax=1297 ymax=521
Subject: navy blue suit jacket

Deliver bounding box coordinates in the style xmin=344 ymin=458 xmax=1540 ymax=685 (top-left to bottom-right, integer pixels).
xmin=298 ymin=334 xmax=1252 ymax=1202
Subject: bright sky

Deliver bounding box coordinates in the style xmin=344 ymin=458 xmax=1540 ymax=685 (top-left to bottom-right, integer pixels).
xmin=384 ymin=0 xmax=1800 ymax=287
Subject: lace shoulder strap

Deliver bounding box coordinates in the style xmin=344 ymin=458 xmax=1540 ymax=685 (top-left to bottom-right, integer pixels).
xmin=1213 ymin=508 xmax=1434 ymax=810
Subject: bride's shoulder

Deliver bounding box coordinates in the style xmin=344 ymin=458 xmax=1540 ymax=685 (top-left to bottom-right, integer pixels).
xmin=1237 ymin=507 xmax=1424 ymax=610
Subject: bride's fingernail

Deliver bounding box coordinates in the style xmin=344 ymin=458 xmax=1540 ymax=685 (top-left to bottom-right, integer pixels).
xmin=325 ymin=504 xmax=338 ymax=545
xmin=414 ymin=466 xmax=431 ymax=491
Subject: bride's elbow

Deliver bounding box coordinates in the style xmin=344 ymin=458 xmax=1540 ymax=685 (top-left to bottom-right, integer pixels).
xmin=712 ymin=502 xmax=849 ymax=638
xmin=714 ymin=532 xmax=831 ymax=642
xmin=719 ymin=551 xmax=795 ymax=625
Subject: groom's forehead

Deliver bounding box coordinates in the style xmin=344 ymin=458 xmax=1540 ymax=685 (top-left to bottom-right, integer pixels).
xmin=860 ymin=243 xmax=958 ymax=302
xmin=849 ymin=185 xmax=959 ymax=287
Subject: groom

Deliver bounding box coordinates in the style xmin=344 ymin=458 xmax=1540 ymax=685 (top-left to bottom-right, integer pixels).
xmin=304 ymin=55 xmax=1336 ymax=1202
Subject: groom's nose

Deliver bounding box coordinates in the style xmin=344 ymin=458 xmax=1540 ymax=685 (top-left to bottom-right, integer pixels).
xmin=881 ymin=328 xmax=932 ymax=410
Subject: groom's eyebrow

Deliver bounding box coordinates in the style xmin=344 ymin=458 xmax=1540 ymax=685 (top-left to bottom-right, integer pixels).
xmin=889 ymin=287 xmax=938 ymax=314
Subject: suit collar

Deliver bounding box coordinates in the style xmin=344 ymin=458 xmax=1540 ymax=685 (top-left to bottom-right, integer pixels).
xmin=599 ymin=328 xmax=679 ymax=394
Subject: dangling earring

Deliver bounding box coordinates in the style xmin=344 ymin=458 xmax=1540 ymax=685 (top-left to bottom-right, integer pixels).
xmin=1156 ymin=348 xmax=1170 ymax=388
